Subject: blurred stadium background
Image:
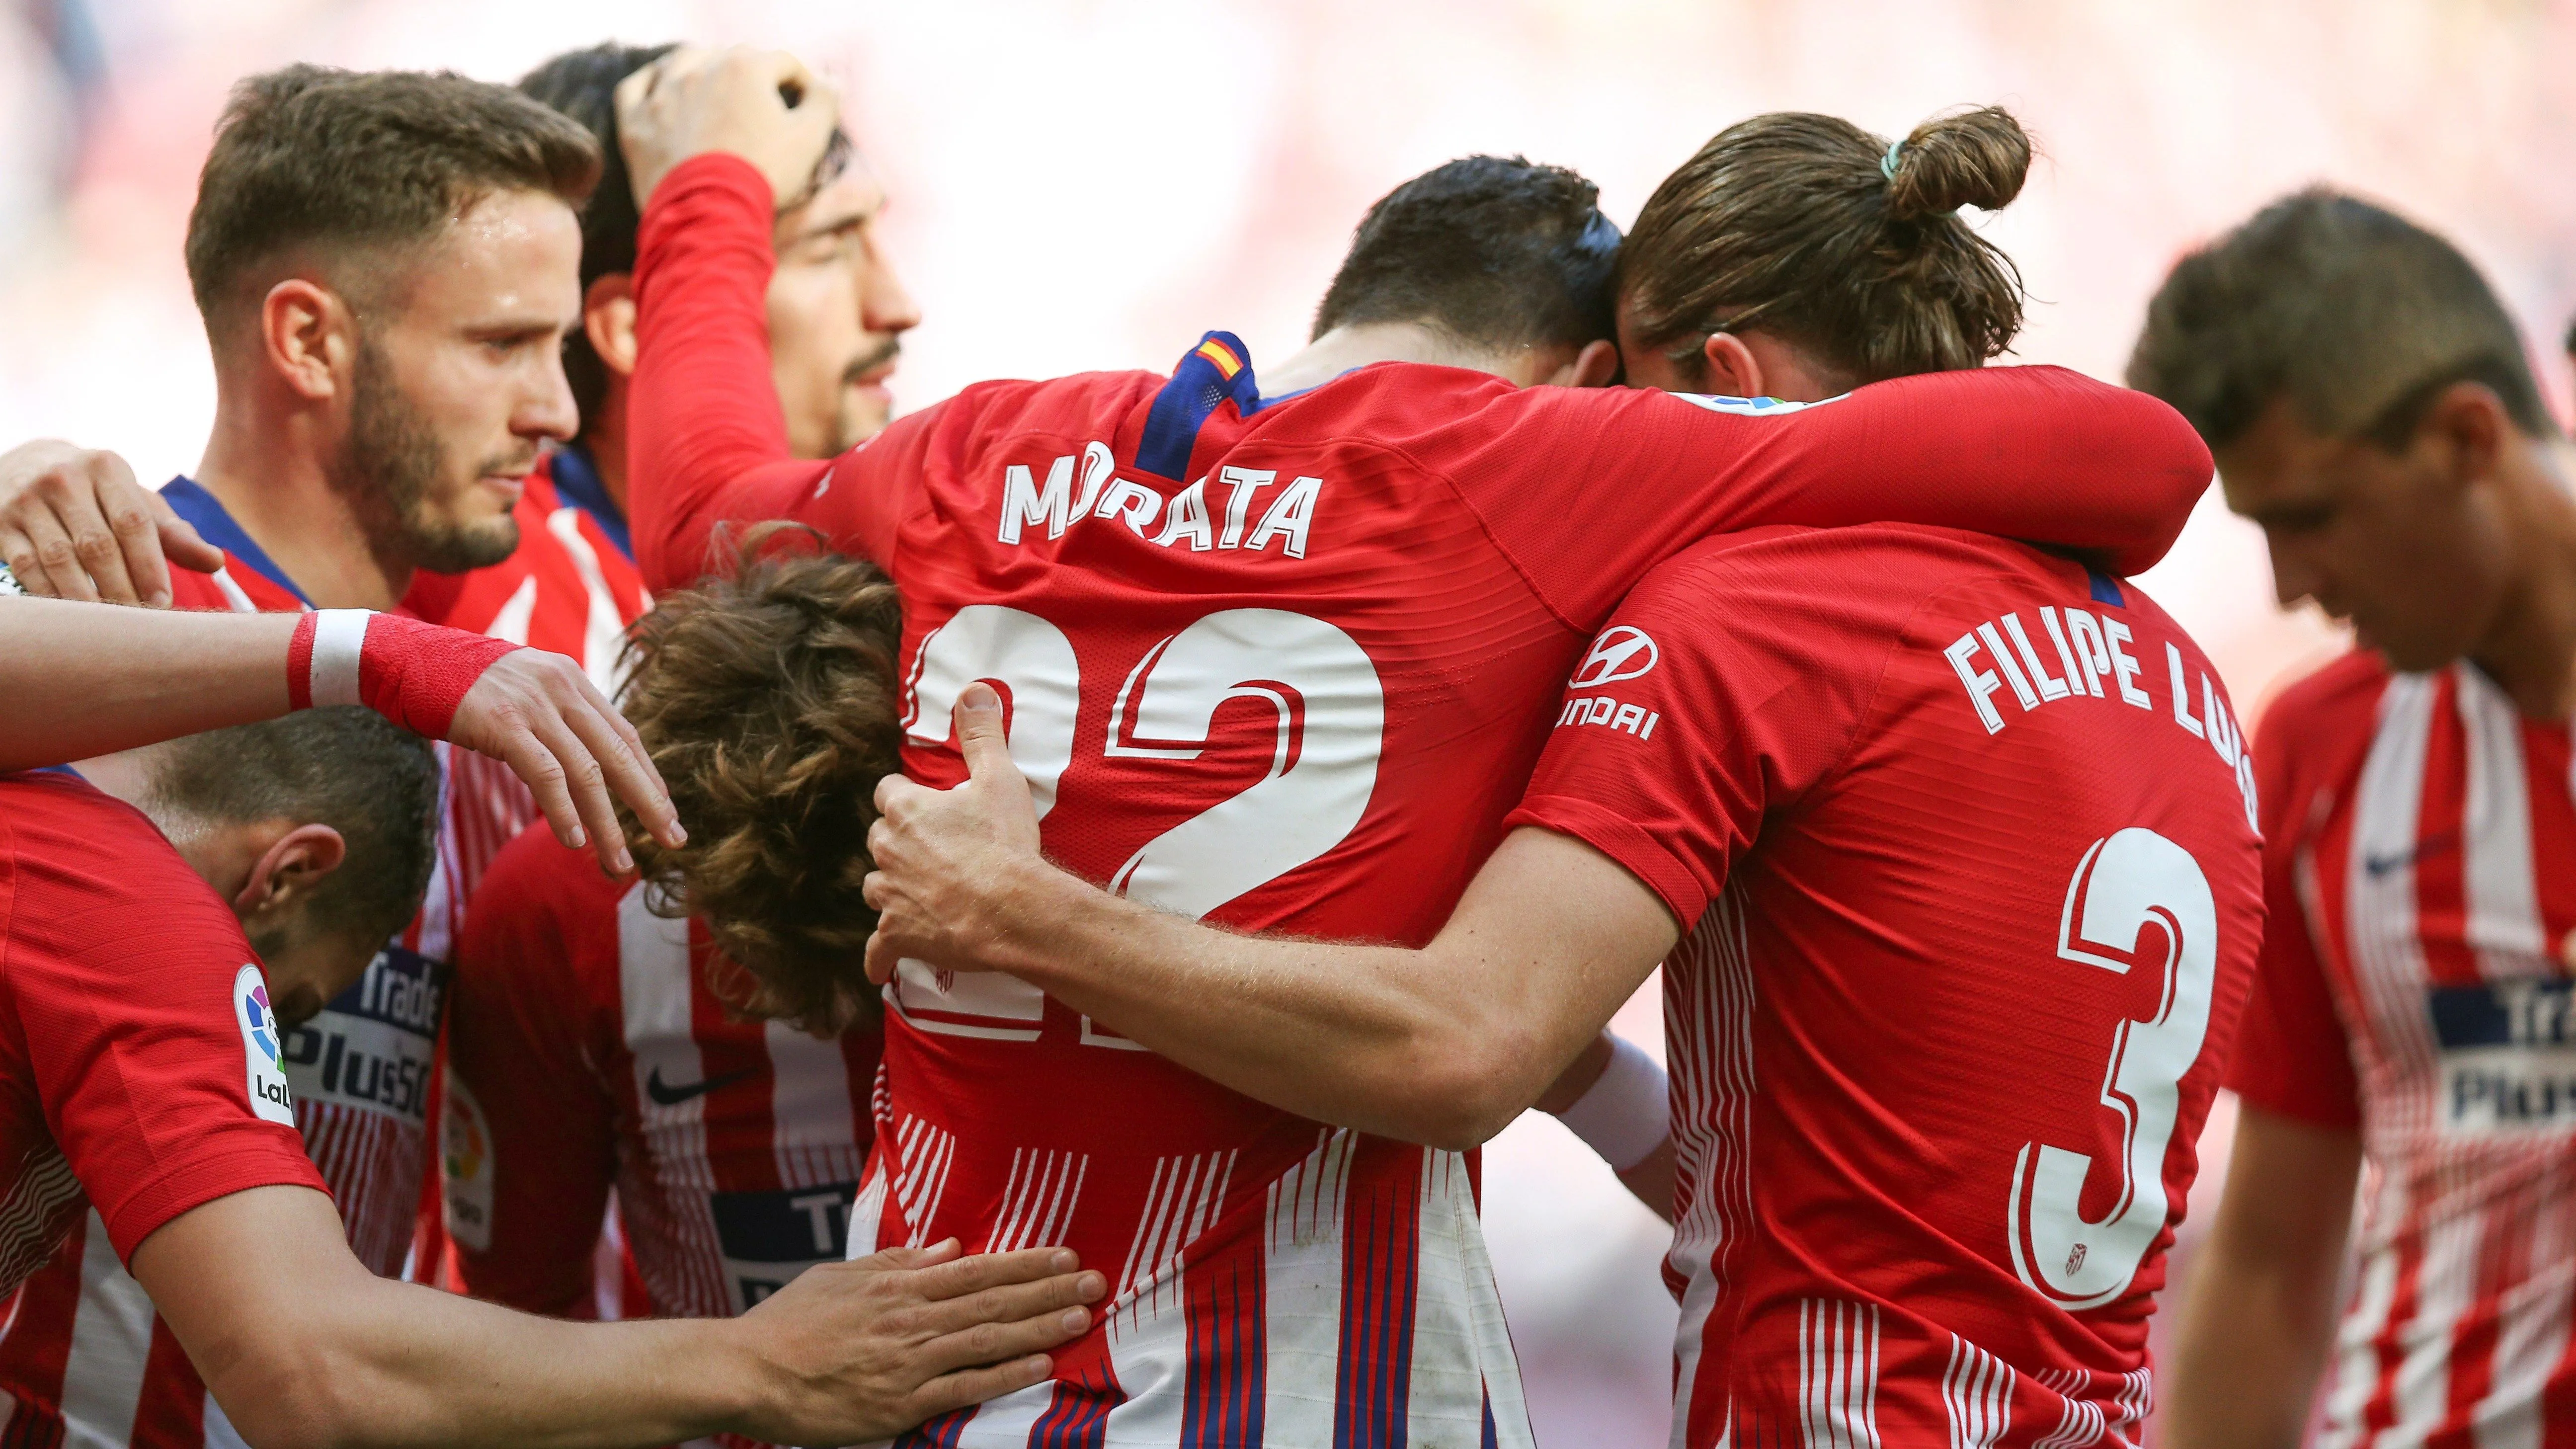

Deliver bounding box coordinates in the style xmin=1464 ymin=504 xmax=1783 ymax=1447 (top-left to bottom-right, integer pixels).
xmin=3 ymin=0 xmax=2572 ymax=1442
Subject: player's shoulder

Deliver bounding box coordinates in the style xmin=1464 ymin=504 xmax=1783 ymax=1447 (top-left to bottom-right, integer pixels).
xmin=2256 ymin=648 xmax=2392 ymax=743
xmin=1628 ymin=523 xmax=2059 ymax=616
xmin=943 ymin=370 xmax=1167 ymax=435
xmin=458 ymin=821 xmax=635 ymax=984
xmin=0 ymin=772 xmax=242 ymax=965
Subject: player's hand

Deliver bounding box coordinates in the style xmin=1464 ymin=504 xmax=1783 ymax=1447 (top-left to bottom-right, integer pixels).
xmin=726 ymin=1239 xmax=1103 ymax=1446
xmin=617 ymin=44 xmax=841 ymax=211
xmin=0 ymin=440 xmax=223 ymax=606
xmin=445 ymin=649 xmax=685 ymax=875
xmin=863 ymin=683 xmax=1048 ymax=984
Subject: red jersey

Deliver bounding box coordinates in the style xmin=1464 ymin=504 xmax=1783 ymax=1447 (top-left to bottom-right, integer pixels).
xmin=2231 ymin=653 xmax=2576 ymax=1446
xmin=0 ymin=772 xmax=325 ymax=1445
xmin=626 ymin=153 xmax=2215 ymax=1445
xmin=1504 ymin=526 xmax=2263 ymax=1447
xmin=443 ymin=824 xmax=878 ymax=1345
xmin=403 ymin=446 xmax=651 ymax=896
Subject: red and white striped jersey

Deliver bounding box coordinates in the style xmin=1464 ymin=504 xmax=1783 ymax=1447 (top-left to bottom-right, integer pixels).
xmin=2232 ymin=652 xmax=2576 ymax=1446
xmin=1508 ymin=528 xmax=2264 ymax=1448
xmin=443 ymin=822 xmax=880 ymax=1340
xmin=404 ymin=445 xmax=650 ymax=897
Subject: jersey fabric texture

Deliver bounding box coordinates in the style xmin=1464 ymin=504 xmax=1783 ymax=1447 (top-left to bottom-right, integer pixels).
xmin=0 ymin=772 xmax=324 ymax=1448
xmin=1504 ymin=527 xmax=2264 ymax=1449
xmin=2231 ymin=651 xmax=2576 ymax=1446
xmin=625 ymin=152 xmax=2216 ymax=1447
xmin=443 ymin=823 xmax=879 ymax=1449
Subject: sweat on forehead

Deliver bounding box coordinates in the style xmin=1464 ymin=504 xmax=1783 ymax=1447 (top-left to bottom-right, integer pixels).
xmin=183 ymin=63 xmax=601 ymax=327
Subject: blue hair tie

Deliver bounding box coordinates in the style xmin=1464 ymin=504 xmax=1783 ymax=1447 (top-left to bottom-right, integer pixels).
xmin=1880 ymin=139 xmax=1904 ymax=183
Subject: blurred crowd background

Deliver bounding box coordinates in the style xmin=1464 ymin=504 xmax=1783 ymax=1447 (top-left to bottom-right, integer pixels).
xmin=3 ymin=0 xmax=2573 ymax=1442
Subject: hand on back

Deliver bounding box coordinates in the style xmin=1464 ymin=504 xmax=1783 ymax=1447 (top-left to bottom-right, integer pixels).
xmin=863 ymin=683 xmax=1052 ymax=984
xmin=617 ymin=45 xmax=842 ymax=213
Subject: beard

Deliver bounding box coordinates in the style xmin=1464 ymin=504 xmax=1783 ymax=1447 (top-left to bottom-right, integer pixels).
xmin=330 ymin=336 xmax=523 ymax=575
xmin=826 ymin=334 xmax=904 ymax=454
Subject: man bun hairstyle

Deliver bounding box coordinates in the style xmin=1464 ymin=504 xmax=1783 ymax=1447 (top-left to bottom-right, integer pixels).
xmin=1314 ymin=155 xmax=1622 ymax=353
xmin=152 ymin=708 xmax=441 ymax=952
xmin=619 ymin=524 xmax=903 ymax=1036
xmin=2128 ymin=188 xmax=2554 ymax=451
xmin=1618 ymin=106 xmax=2031 ymax=389
xmin=185 ymin=64 xmax=602 ymax=330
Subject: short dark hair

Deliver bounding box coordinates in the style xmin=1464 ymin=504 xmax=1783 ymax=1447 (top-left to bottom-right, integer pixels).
xmin=1619 ymin=107 xmax=2031 ymax=388
xmin=621 ymin=524 xmax=903 ymax=1036
xmin=2129 ymin=188 xmax=2554 ymax=451
xmin=151 ymin=708 xmax=441 ymax=949
xmin=1313 ymin=156 xmax=1620 ymax=353
xmin=519 ymin=42 xmax=858 ymax=438
xmin=185 ymin=64 xmax=601 ymax=330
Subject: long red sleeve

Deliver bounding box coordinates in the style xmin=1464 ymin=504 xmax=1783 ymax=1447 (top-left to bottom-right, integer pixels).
xmin=628 ymin=155 xmax=839 ymax=591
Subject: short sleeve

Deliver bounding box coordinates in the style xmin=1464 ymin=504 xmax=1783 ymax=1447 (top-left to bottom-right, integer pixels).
xmin=1503 ymin=530 xmax=1903 ymax=930
xmin=2225 ymin=712 xmax=2364 ymax=1128
xmin=3 ymin=782 xmax=324 ymax=1261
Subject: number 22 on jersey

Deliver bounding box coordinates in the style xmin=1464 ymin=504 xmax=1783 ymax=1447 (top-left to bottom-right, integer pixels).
xmin=887 ymin=604 xmax=1385 ymax=1042
xmin=2010 ymin=826 xmax=2218 ymax=1310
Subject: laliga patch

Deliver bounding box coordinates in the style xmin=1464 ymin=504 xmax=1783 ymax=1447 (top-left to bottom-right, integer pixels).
xmin=441 ymin=1074 xmax=495 ymax=1253
xmin=235 ymin=964 xmax=297 ymax=1125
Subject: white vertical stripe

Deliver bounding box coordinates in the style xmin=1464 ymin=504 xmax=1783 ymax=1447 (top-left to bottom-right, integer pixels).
xmin=2345 ymin=676 xmax=2443 ymax=1147
xmin=845 ymin=1159 xmax=887 ymax=1262
xmin=1669 ymin=890 xmax=1758 ymax=1449
xmin=948 ymin=1380 xmax=1053 ymax=1447
xmin=2478 ymin=1158 xmax=2576 ymax=1449
xmin=1943 ymin=1335 xmax=2013 ymax=1449
xmin=2318 ymin=1244 xmax=2402 ymax=1449
xmin=2455 ymin=669 xmax=2547 ymax=974
xmin=1263 ymin=1129 xmax=1354 ymax=1446
xmin=207 ymin=564 xmax=256 ymax=614
xmin=2381 ymin=1211 xmax=2483 ymax=1449
xmin=1799 ymin=1299 xmax=1881 ymax=1449
xmin=545 ymin=508 xmax=637 ymax=700
xmin=1101 ymin=1149 xmax=1232 ymax=1446
xmin=616 ymin=883 xmax=730 ymax=1316
xmin=762 ymin=1017 xmax=860 ymax=1189
xmin=1404 ymin=1151 xmax=1532 ymax=1449
xmin=59 ymin=1212 xmax=150 ymax=1449
xmin=483 ymin=574 xmax=539 ymax=647
xmin=306 ymin=609 xmax=372 ymax=707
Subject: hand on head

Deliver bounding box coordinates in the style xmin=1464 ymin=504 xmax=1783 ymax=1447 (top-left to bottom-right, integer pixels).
xmin=863 ymin=682 xmax=1049 ymax=985
xmin=616 ymin=44 xmax=842 ymax=213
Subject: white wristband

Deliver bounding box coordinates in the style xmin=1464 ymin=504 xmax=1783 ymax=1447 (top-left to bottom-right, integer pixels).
xmin=1551 ymin=1035 xmax=1669 ymax=1171
xmin=307 ymin=609 xmax=371 ymax=708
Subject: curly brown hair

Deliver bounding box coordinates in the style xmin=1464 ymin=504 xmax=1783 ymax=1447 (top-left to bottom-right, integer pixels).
xmin=618 ymin=524 xmax=902 ymax=1034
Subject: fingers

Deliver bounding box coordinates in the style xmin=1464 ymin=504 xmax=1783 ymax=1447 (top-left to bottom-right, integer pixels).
xmin=953 ymin=683 xmax=1021 ymax=785
xmin=13 ymin=507 xmax=97 ymax=602
xmin=0 ymin=526 xmax=50 ymax=598
xmin=490 ymin=719 xmax=588 ymax=855
xmin=152 ymin=494 xmax=225 ymax=576
xmin=911 ymin=1247 xmax=1089 ymax=1302
xmin=553 ymin=671 xmax=683 ymax=851
xmin=862 ymin=923 xmax=899 ymax=986
xmin=914 ymin=1308 xmax=1091 ymax=1379
xmin=47 ymin=475 xmax=139 ymax=605
xmin=915 ymin=1270 xmax=1106 ymax=1339
xmin=524 ymin=707 xmax=632 ymax=875
xmin=905 ymin=1357 xmax=1057 ymax=1423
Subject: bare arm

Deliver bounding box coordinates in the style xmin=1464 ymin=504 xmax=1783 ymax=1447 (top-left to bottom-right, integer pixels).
xmin=2162 ymin=1103 xmax=2361 ymax=1449
xmin=0 ymin=595 xmax=681 ymax=873
xmin=863 ymin=686 xmax=1682 ymax=1150
xmin=134 ymin=1185 xmax=1104 ymax=1449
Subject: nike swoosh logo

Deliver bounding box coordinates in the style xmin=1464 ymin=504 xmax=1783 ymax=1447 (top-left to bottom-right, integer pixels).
xmin=645 ymin=1066 xmax=753 ymax=1106
xmin=2366 ymin=831 xmax=2461 ymax=879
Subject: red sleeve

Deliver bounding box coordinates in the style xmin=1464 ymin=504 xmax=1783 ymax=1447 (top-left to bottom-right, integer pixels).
xmin=2 ymin=780 xmax=325 ymax=1261
xmin=1441 ymin=370 xmax=2212 ymax=633
xmin=2224 ymin=698 xmax=2364 ymax=1128
xmin=1502 ymin=530 xmax=1900 ymax=928
xmin=445 ymin=824 xmax=623 ymax=1316
xmin=628 ymin=154 xmax=915 ymax=590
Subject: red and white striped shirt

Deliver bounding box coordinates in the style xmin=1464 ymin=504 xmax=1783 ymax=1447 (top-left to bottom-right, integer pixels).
xmin=2234 ymin=653 xmax=2576 ymax=1446
xmin=0 ymin=460 xmax=646 ymax=1448
xmin=444 ymin=824 xmax=879 ymax=1449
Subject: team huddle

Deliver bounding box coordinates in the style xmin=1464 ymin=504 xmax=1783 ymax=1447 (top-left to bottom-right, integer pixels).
xmin=0 ymin=32 xmax=2572 ymax=1449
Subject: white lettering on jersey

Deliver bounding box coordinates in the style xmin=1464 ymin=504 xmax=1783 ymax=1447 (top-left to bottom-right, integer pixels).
xmin=995 ymin=446 xmax=1325 ymax=559
xmin=1940 ymin=610 xmax=2259 ymax=828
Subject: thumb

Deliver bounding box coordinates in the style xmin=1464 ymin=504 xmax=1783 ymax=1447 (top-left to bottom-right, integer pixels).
xmin=954 ymin=683 xmax=1022 ymax=786
xmin=153 ymin=498 xmax=224 ymax=574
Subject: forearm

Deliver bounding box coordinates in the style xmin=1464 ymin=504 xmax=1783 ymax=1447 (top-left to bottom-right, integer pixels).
xmin=224 ymin=1276 xmax=762 ymax=1449
xmin=985 ymin=863 xmax=1535 ymax=1147
xmin=0 ymin=598 xmax=294 ymax=768
xmin=629 ymin=154 xmax=824 ymax=590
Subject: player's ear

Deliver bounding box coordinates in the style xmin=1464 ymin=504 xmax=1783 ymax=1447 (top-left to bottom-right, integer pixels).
xmin=234 ymin=822 xmax=347 ymax=920
xmin=1698 ymin=332 xmax=1766 ymax=400
xmin=585 ymin=273 xmax=640 ymax=378
xmin=1543 ymin=339 xmax=1621 ymax=390
xmin=259 ymin=279 xmax=356 ymax=403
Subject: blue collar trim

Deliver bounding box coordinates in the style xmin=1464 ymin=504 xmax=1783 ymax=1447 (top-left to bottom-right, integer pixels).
xmin=161 ymin=477 xmax=313 ymax=607
xmin=545 ymin=444 xmax=633 ymax=563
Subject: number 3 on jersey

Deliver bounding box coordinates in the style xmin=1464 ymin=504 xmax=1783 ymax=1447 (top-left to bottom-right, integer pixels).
xmin=891 ymin=604 xmax=1384 ymax=1042
xmin=2009 ymin=827 xmax=2218 ymax=1310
